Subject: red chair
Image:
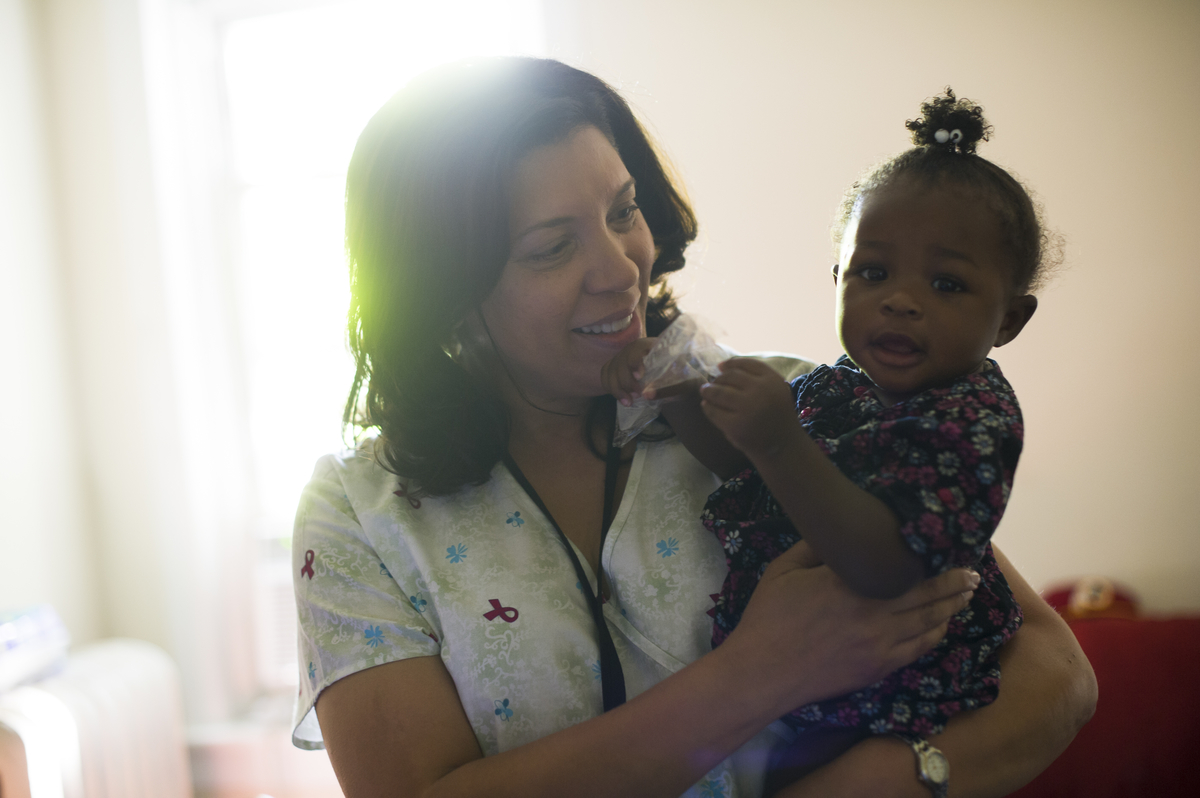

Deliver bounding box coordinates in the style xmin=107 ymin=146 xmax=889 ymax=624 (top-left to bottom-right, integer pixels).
xmin=1011 ymin=579 xmax=1200 ymax=798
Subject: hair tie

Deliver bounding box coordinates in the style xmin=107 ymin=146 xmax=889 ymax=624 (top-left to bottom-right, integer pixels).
xmin=934 ymin=128 xmax=963 ymax=145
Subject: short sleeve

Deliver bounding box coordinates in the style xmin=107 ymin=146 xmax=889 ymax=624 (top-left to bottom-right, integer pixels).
xmin=291 ymin=458 xmax=440 ymax=749
xmin=835 ymin=386 xmax=1023 ymax=576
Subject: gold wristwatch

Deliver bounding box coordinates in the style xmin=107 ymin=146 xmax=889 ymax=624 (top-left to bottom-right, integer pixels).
xmin=895 ymin=734 xmax=949 ymax=798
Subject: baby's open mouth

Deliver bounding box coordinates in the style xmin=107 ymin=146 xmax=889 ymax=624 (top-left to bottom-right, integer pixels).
xmin=872 ymin=332 xmax=921 ymax=354
xmin=575 ymin=314 xmax=633 ymax=335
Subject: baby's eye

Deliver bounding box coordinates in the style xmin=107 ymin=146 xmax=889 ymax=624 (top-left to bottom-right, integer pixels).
xmin=858 ymin=266 xmax=887 ymax=282
xmin=932 ymin=276 xmax=966 ymax=293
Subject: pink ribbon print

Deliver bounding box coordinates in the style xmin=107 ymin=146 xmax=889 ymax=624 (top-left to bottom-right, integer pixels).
xmin=483 ymin=599 xmax=519 ymax=623
xmin=393 ymin=483 xmax=421 ymax=509
xmin=300 ymin=549 xmax=315 ymax=580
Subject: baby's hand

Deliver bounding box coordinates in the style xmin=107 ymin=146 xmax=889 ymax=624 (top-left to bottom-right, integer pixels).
xmin=602 ymin=337 xmax=656 ymax=406
xmin=699 ymin=358 xmax=798 ymax=460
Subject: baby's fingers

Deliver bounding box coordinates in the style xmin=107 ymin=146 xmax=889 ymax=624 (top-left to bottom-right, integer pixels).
xmin=616 ymin=368 xmax=644 ymax=403
xmin=602 ymin=338 xmax=655 ymax=405
xmin=600 ymin=361 xmax=633 ymax=403
xmin=698 ymin=380 xmax=739 ymax=410
xmin=718 ymin=357 xmax=777 ymax=378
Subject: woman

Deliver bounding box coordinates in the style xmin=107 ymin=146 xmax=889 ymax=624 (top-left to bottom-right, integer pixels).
xmin=293 ymin=57 xmax=1095 ymax=797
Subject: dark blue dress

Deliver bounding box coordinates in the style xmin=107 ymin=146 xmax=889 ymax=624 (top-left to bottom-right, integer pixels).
xmin=702 ymin=356 xmax=1023 ymax=736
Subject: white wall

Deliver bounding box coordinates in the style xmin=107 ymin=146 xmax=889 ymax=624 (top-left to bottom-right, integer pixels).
xmin=547 ymin=0 xmax=1200 ymax=611
xmin=0 ymin=0 xmax=100 ymax=643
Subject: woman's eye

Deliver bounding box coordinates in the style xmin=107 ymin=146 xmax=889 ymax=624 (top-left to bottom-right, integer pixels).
xmin=932 ymin=276 xmax=966 ymax=293
xmin=611 ymin=203 xmax=640 ymax=227
xmin=528 ymin=239 xmax=573 ymax=263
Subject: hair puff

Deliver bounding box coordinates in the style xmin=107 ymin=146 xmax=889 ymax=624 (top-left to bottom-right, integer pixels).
xmin=904 ymin=88 xmax=993 ymax=155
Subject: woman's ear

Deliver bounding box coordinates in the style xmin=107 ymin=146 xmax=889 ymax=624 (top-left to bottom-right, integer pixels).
xmin=994 ymin=294 xmax=1038 ymax=347
xmin=449 ymin=309 xmax=496 ymax=377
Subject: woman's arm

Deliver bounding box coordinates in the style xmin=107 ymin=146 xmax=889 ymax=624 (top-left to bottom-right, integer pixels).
xmin=317 ymin=543 xmax=980 ymax=798
xmin=777 ymin=545 xmax=1098 ymax=798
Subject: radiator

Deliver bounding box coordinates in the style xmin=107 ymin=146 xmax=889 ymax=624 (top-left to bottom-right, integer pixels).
xmin=0 ymin=639 xmax=192 ymax=798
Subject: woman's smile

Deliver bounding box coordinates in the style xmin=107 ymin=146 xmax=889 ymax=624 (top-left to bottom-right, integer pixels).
xmin=574 ymin=312 xmax=635 ymax=335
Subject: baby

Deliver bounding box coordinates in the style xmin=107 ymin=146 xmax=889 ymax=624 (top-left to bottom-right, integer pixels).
xmin=604 ymin=89 xmax=1056 ymax=777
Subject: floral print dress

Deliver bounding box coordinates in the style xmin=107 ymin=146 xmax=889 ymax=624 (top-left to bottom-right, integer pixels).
xmin=703 ymin=356 xmax=1024 ymax=736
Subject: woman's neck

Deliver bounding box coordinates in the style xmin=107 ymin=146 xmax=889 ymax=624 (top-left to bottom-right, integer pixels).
xmin=504 ymin=392 xmax=610 ymax=460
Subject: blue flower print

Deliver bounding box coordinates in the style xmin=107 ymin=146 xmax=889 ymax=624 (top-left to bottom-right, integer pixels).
xmin=591 ymin=660 xmax=602 ymax=681
xmin=307 ymin=661 xmax=316 ymax=681
xmin=364 ymin=625 xmax=384 ymax=648
xmin=858 ymin=699 xmax=881 ymax=717
xmin=723 ymin=530 xmax=741 ymax=554
xmin=976 ymin=463 xmax=997 ymax=485
xmin=446 ymin=543 xmax=468 ymax=563
xmin=656 ymin=537 xmax=679 ymax=558
xmin=506 ymin=511 xmax=524 ymax=528
xmin=869 ymin=718 xmax=892 ymax=734
xmin=379 ymin=562 xmax=392 ymax=578
xmin=494 ymin=698 xmax=513 ymax=721
xmin=698 ymin=778 xmax=727 ymax=798
xmin=410 ymin=594 xmax=427 ymax=613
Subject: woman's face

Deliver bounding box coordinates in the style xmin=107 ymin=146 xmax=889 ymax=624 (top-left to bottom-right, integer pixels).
xmin=478 ymin=125 xmax=655 ymax=410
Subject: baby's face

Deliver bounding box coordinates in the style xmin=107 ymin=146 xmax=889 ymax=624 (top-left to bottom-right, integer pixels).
xmin=835 ymin=178 xmax=1034 ymax=405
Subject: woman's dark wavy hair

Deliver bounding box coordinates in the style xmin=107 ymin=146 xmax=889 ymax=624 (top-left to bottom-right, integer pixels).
xmin=833 ymin=88 xmax=1061 ymax=293
xmin=343 ymin=57 xmax=697 ymax=497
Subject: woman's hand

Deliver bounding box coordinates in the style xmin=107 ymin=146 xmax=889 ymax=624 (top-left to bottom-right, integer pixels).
xmin=727 ymin=540 xmax=980 ymax=714
xmin=774 ymin=545 xmax=1098 ymax=798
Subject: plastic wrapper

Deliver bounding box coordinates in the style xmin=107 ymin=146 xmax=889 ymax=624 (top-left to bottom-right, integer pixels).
xmin=614 ymin=314 xmax=731 ymax=447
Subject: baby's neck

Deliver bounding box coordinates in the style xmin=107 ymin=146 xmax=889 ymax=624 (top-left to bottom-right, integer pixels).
xmin=866 ymin=360 xmax=989 ymax=407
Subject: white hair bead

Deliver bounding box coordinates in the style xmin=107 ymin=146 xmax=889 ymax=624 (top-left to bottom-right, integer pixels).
xmin=934 ymin=129 xmax=950 ymax=143
xmin=950 ymin=129 xmax=963 ymax=143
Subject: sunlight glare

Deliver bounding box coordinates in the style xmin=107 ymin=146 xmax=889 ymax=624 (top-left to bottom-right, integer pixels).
xmin=222 ymin=0 xmax=545 ymax=539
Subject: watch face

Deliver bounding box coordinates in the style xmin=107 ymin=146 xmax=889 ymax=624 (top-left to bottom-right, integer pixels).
xmin=922 ymin=750 xmax=950 ymax=783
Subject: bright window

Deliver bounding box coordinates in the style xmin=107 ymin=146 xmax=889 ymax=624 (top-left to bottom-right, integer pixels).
xmin=218 ymin=0 xmax=545 ymax=687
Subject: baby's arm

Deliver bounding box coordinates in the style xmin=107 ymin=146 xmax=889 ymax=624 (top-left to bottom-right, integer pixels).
xmin=601 ymin=339 xmax=749 ymax=479
xmin=700 ymin=359 xmax=924 ymax=599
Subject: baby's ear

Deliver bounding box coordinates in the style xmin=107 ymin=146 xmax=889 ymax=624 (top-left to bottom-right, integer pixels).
xmin=994 ymin=294 xmax=1038 ymax=347
xmin=831 ymin=263 xmax=840 ymax=285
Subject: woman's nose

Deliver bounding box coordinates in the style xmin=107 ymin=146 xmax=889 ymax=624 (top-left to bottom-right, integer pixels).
xmin=583 ymin=231 xmax=640 ymax=295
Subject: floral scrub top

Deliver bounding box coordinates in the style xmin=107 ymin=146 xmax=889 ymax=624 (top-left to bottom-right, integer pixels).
xmin=292 ymin=355 xmax=813 ymax=798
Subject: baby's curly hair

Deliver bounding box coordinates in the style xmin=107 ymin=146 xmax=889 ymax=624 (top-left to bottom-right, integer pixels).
xmin=833 ymin=88 xmax=1061 ymax=294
